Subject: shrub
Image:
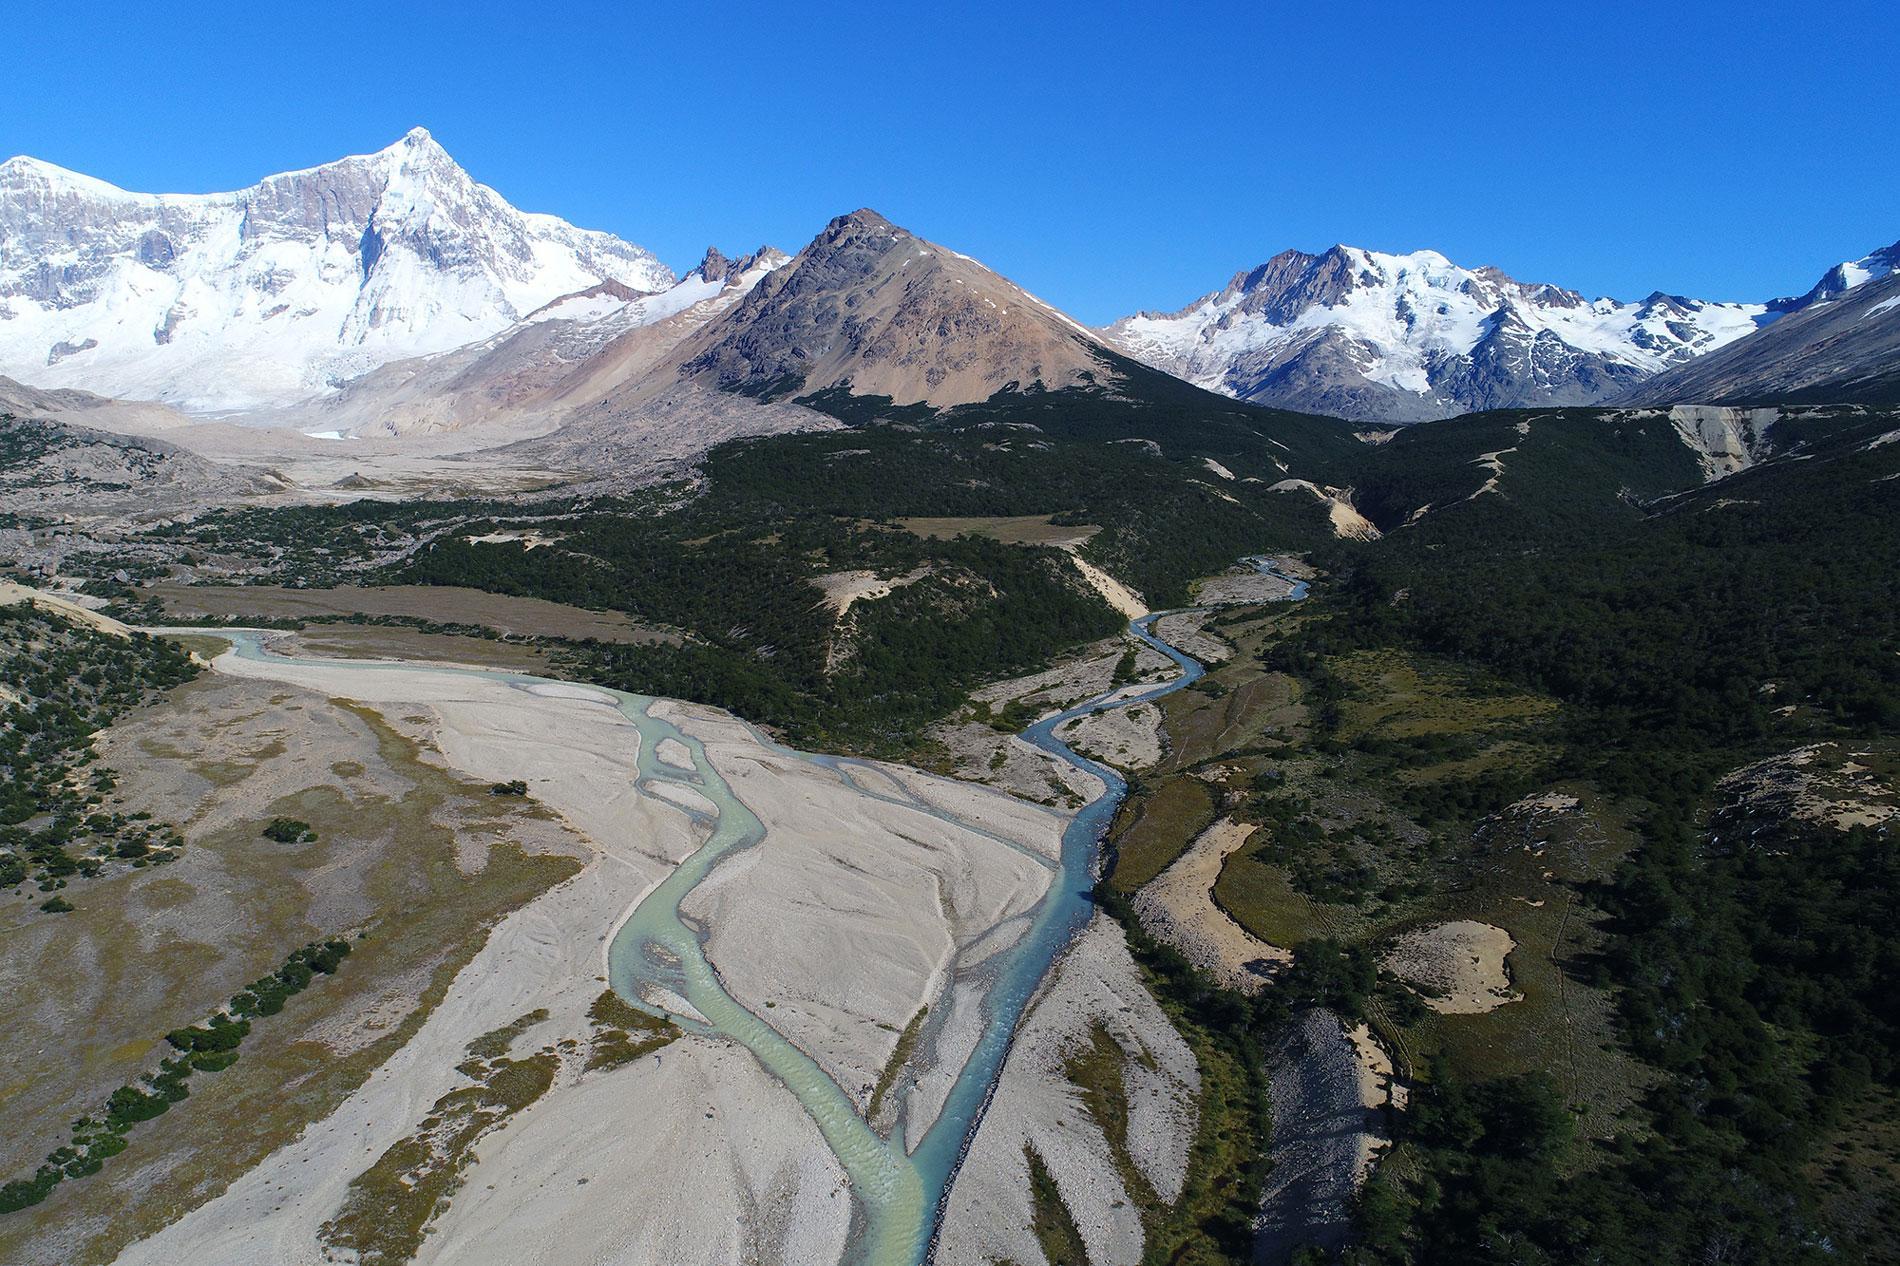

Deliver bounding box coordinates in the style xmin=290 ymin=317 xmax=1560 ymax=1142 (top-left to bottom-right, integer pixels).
xmin=105 ymin=1085 xmax=170 ymax=1128
xmin=165 ymin=1017 xmax=249 ymax=1053
xmin=0 ymin=1166 xmax=61 ymax=1214
xmin=261 ymin=817 xmax=315 ymax=844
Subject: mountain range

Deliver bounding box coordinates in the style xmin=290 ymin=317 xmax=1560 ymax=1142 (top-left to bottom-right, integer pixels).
xmin=1099 ymin=242 xmax=1899 ymax=421
xmin=0 ymin=130 xmax=1894 ymax=437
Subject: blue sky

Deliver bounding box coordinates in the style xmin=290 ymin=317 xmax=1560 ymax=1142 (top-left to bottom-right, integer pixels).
xmin=7 ymin=0 xmax=1893 ymax=323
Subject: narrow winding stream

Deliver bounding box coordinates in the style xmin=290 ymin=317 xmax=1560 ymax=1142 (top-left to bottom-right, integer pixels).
xmin=216 ymin=557 xmax=1306 ymax=1266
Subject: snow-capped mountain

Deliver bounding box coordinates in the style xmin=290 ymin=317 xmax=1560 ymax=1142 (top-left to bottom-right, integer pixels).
xmin=0 ymin=128 xmax=672 ymax=411
xmin=1101 ymin=246 xmax=1774 ymax=423
xmin=1766 ymin=239 xmax=1900 ymax=315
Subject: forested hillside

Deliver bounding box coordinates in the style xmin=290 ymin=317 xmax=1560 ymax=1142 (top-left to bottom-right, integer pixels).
xmin=400 ymin=420 xmax=1348 ymax=749
xmin=0 ymin=606 xmax=199 ymax=900
xmin=140 ymin=400 xmax=1349 ymax=751
xmin=1260 ymin=406 xmax=1900 ymax=1263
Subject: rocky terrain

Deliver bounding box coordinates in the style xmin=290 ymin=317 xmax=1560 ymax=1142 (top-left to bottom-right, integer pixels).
xmin=921 ymin=633 xmax=1176 ymax=805
xmin=0 ymin=413 xmax=284 ymax=521
xmin=668 ymin=208 xmax=1113 ymax=410
xmin=1625 ymin=268 xmax=1900 ymax=407
xmin=1715 ymin=742 xmax=1899 ymax=833
xmin=1255 ymin=1011 xmax=1392 ymax=1266
xmin=0 ymin=375 xmax=196 ymax=435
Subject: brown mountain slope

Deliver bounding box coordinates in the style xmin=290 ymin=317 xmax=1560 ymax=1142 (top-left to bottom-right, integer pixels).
xmin=269 ymin=248 xmax=792 ymax=441
xmin=0 ymin=376 xmax=198 ymax=437
xmin=669 ymin=209 xmax=1111 ymax=409
xmin=508 ymin=210 xmax=1129 ymax=475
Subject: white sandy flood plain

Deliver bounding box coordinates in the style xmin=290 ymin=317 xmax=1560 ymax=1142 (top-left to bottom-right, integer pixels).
xmin=658 ymin=697 xmax=1069 ymax=1110
xmin=113 ymin=638 xmax=1076 ymax=1266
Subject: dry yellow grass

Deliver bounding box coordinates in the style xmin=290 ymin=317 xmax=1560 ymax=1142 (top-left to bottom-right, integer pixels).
xmin=894 ymin=514 xmax=1099 ymax=547
xmin=147 ymin=582 xmax=670 ymax=644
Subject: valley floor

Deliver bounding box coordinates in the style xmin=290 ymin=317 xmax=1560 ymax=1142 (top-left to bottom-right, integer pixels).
xmin=4 ymin=623 xmax=1128 ymax=1265
xmin=1 ymin=552 xmax=1639 ymax=1266
xmin=2 ymin=553 xmax=1407 ymax=1266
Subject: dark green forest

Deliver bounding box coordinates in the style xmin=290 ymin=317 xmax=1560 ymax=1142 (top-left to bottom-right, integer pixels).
xmin=170 ymin=412 xmax=1350 ymax=752
xmin=1265 ymin=408 xmax=1900 ymax=1263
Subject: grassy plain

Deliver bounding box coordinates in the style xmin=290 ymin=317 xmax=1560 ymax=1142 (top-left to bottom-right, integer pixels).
xmin=1105 ymin=593 xmax=1650 ymax=1143
xmin=146 ymin=582 xmax=670 ymax=643
xmin=894 ymin=514 xmax=1099 ymax=547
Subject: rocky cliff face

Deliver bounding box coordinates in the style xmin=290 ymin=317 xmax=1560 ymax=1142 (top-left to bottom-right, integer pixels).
xmin=0 ymin=128 xmax=671 ymax=410
xmin=1101 ymin=246 xmax=1769 ymax=423
xmin=1660 ymin=404 xmax=1784 ymax=478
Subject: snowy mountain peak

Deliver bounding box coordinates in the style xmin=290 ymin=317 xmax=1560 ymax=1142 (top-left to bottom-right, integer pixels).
xmin=0 ymin=153 xmax=139 ymax=202
xmin=1102 ymin=245 xmax=1771 ymax=422
xmin=1 ymin=154 xmax=63 ymax=179
xmin=1774 ymin=239 xmax=1900 ymax=312
xmin=0 ymin=132 xmax=672 ymax=411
